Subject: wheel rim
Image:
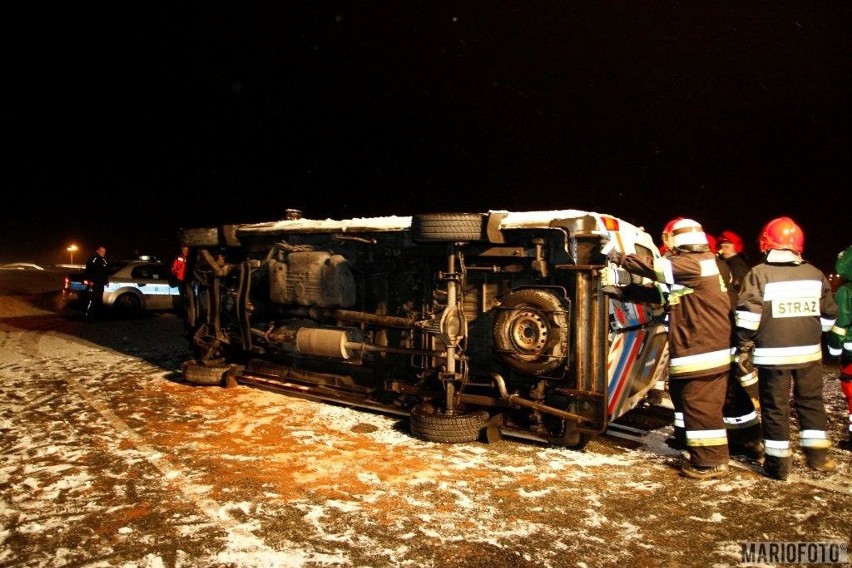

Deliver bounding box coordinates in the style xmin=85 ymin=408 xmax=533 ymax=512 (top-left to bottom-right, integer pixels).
xmin=505 ymin=308 xmax=549 ymax=360
xmin=492 ymin=288 xmax=569 ymax=375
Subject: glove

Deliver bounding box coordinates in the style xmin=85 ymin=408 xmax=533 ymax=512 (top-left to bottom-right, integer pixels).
xmin=736 ymin=351 xmax=752 ymax=374
xmin=607 ymin=250 xmax=625 ymax=265
xmin=735 ymin=341 xmax=754 ymax=376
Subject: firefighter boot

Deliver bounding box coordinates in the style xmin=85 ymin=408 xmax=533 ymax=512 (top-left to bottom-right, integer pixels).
xmin=762 ymin=456 xmax=791 ymax=481
xmin=803 ymin=448 xmax=837 ymax=473
xmin=681 ymin=462 xmax=729 ymax=480
xmin=740 ymin=440 xmax=764 ymax=460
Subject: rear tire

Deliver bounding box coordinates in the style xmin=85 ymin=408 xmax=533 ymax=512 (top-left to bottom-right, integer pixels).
xmin=182 ymin=360 xmax=233 ymax=386
xmin=409 ymin=403 xmax=488 ymax=443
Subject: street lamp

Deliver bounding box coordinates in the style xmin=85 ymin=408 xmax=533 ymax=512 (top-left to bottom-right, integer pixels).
xmin=67 ymin=244 xmax=78 ymax=265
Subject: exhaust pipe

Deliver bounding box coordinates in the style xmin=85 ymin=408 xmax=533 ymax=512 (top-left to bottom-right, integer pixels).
xmin=490 ymin=372 xmax=586 ymax=423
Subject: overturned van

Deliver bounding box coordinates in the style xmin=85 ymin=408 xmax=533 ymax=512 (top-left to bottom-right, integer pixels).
xmin=177 ymin=209 xmax=668 ymax=448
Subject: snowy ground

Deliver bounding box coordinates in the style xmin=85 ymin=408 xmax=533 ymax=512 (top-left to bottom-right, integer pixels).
xmin=1 ymin=290 xmax=851 ymax=568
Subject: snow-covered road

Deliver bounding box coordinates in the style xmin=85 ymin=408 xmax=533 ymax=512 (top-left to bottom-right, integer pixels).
xmin=1 ymin=291 xmax=851 ymax=567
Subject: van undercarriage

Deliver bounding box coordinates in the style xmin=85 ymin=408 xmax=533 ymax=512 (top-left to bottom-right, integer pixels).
xmin=178 ymin=210 xmax=668 ymax=448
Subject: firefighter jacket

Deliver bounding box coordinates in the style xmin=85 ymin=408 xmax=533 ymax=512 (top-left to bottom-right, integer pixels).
xmin=828 ymin=280 xmax=852 ymax=373
xmin=735 ymin=250 xmax=838 ymax=368
xmin=618 ymin=249 xmax=732 ymax=379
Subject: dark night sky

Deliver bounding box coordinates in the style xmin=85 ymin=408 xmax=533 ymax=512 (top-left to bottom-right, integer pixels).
xmin=1 ymin=2 xmax=850 ymax=273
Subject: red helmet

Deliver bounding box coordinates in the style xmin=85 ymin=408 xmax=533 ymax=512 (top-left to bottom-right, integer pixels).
xmin=706 ymin=233 xmax=718 ymax=253
xmin=758 ymin=217 xmax=804 ymax=254
xmin=717 ymin=230 xmax=744 ymax=253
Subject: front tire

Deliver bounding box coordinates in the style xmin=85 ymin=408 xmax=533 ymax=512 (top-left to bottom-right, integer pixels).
xmin=411 ymin=213 xmax=485 ymax=243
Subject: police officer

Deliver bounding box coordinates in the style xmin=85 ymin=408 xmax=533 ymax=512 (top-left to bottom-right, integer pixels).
xmin=609 ymin=218 xmax=732 ymax=479
xmin=828 ymin=245 xmax=852 ymax=450
xmin=735 ymin=217 xmax=838 ymax=480
xmin=84 ymin=245 xmax=109 ymax=320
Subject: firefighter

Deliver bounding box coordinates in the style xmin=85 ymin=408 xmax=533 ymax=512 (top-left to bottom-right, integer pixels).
xmin=710 ymin=231 xmax=763 ymax=458
xmin=656 ymin=217 xmax=689 ymax=451
xmin=717 ymin=230 xmax=751 ymax=292
xmin=735 ymin=217 xmax=838 ymax=480
xmin=609 ymin=218 xmax=731 ymax=479
xmin=828 ymin=244 xmax=852 ymax=450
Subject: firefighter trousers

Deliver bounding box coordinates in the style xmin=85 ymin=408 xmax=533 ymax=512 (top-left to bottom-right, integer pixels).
xmin=723 ymin=364 xmax=761 ymax=447
xmin=669 ymin=372 xmax=729 ymax=467
xmin=758 ymin=364 xmax=831 ymax=474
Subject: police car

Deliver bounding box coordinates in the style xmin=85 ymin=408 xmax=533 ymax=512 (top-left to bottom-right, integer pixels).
xmin=62 ymin=260 xmax=181 ymax=315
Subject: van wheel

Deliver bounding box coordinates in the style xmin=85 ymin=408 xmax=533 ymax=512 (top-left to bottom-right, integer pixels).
xmin=182 ymin=360 xmax=232 ymax=386
xmin=409 ymin=403 xmax=488 ymax=443
xmin=493 ymin=289 xmax=569 ymax=375
xmin=411 ymin=213 xmax=485 ymax=242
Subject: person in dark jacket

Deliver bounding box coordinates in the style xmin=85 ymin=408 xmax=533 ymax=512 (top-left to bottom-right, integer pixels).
xmin=84 ymin=245 xmax=109 ymax=320
xmin=735 ymin=217 xmax=838 ymax=480
xmin=711 ymin=232 xmax=763 ymax=459
xmin=609 ymin=218 xmax=732 ymax=479
xmin=717 ymin=230 xmax=751 ymax=292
